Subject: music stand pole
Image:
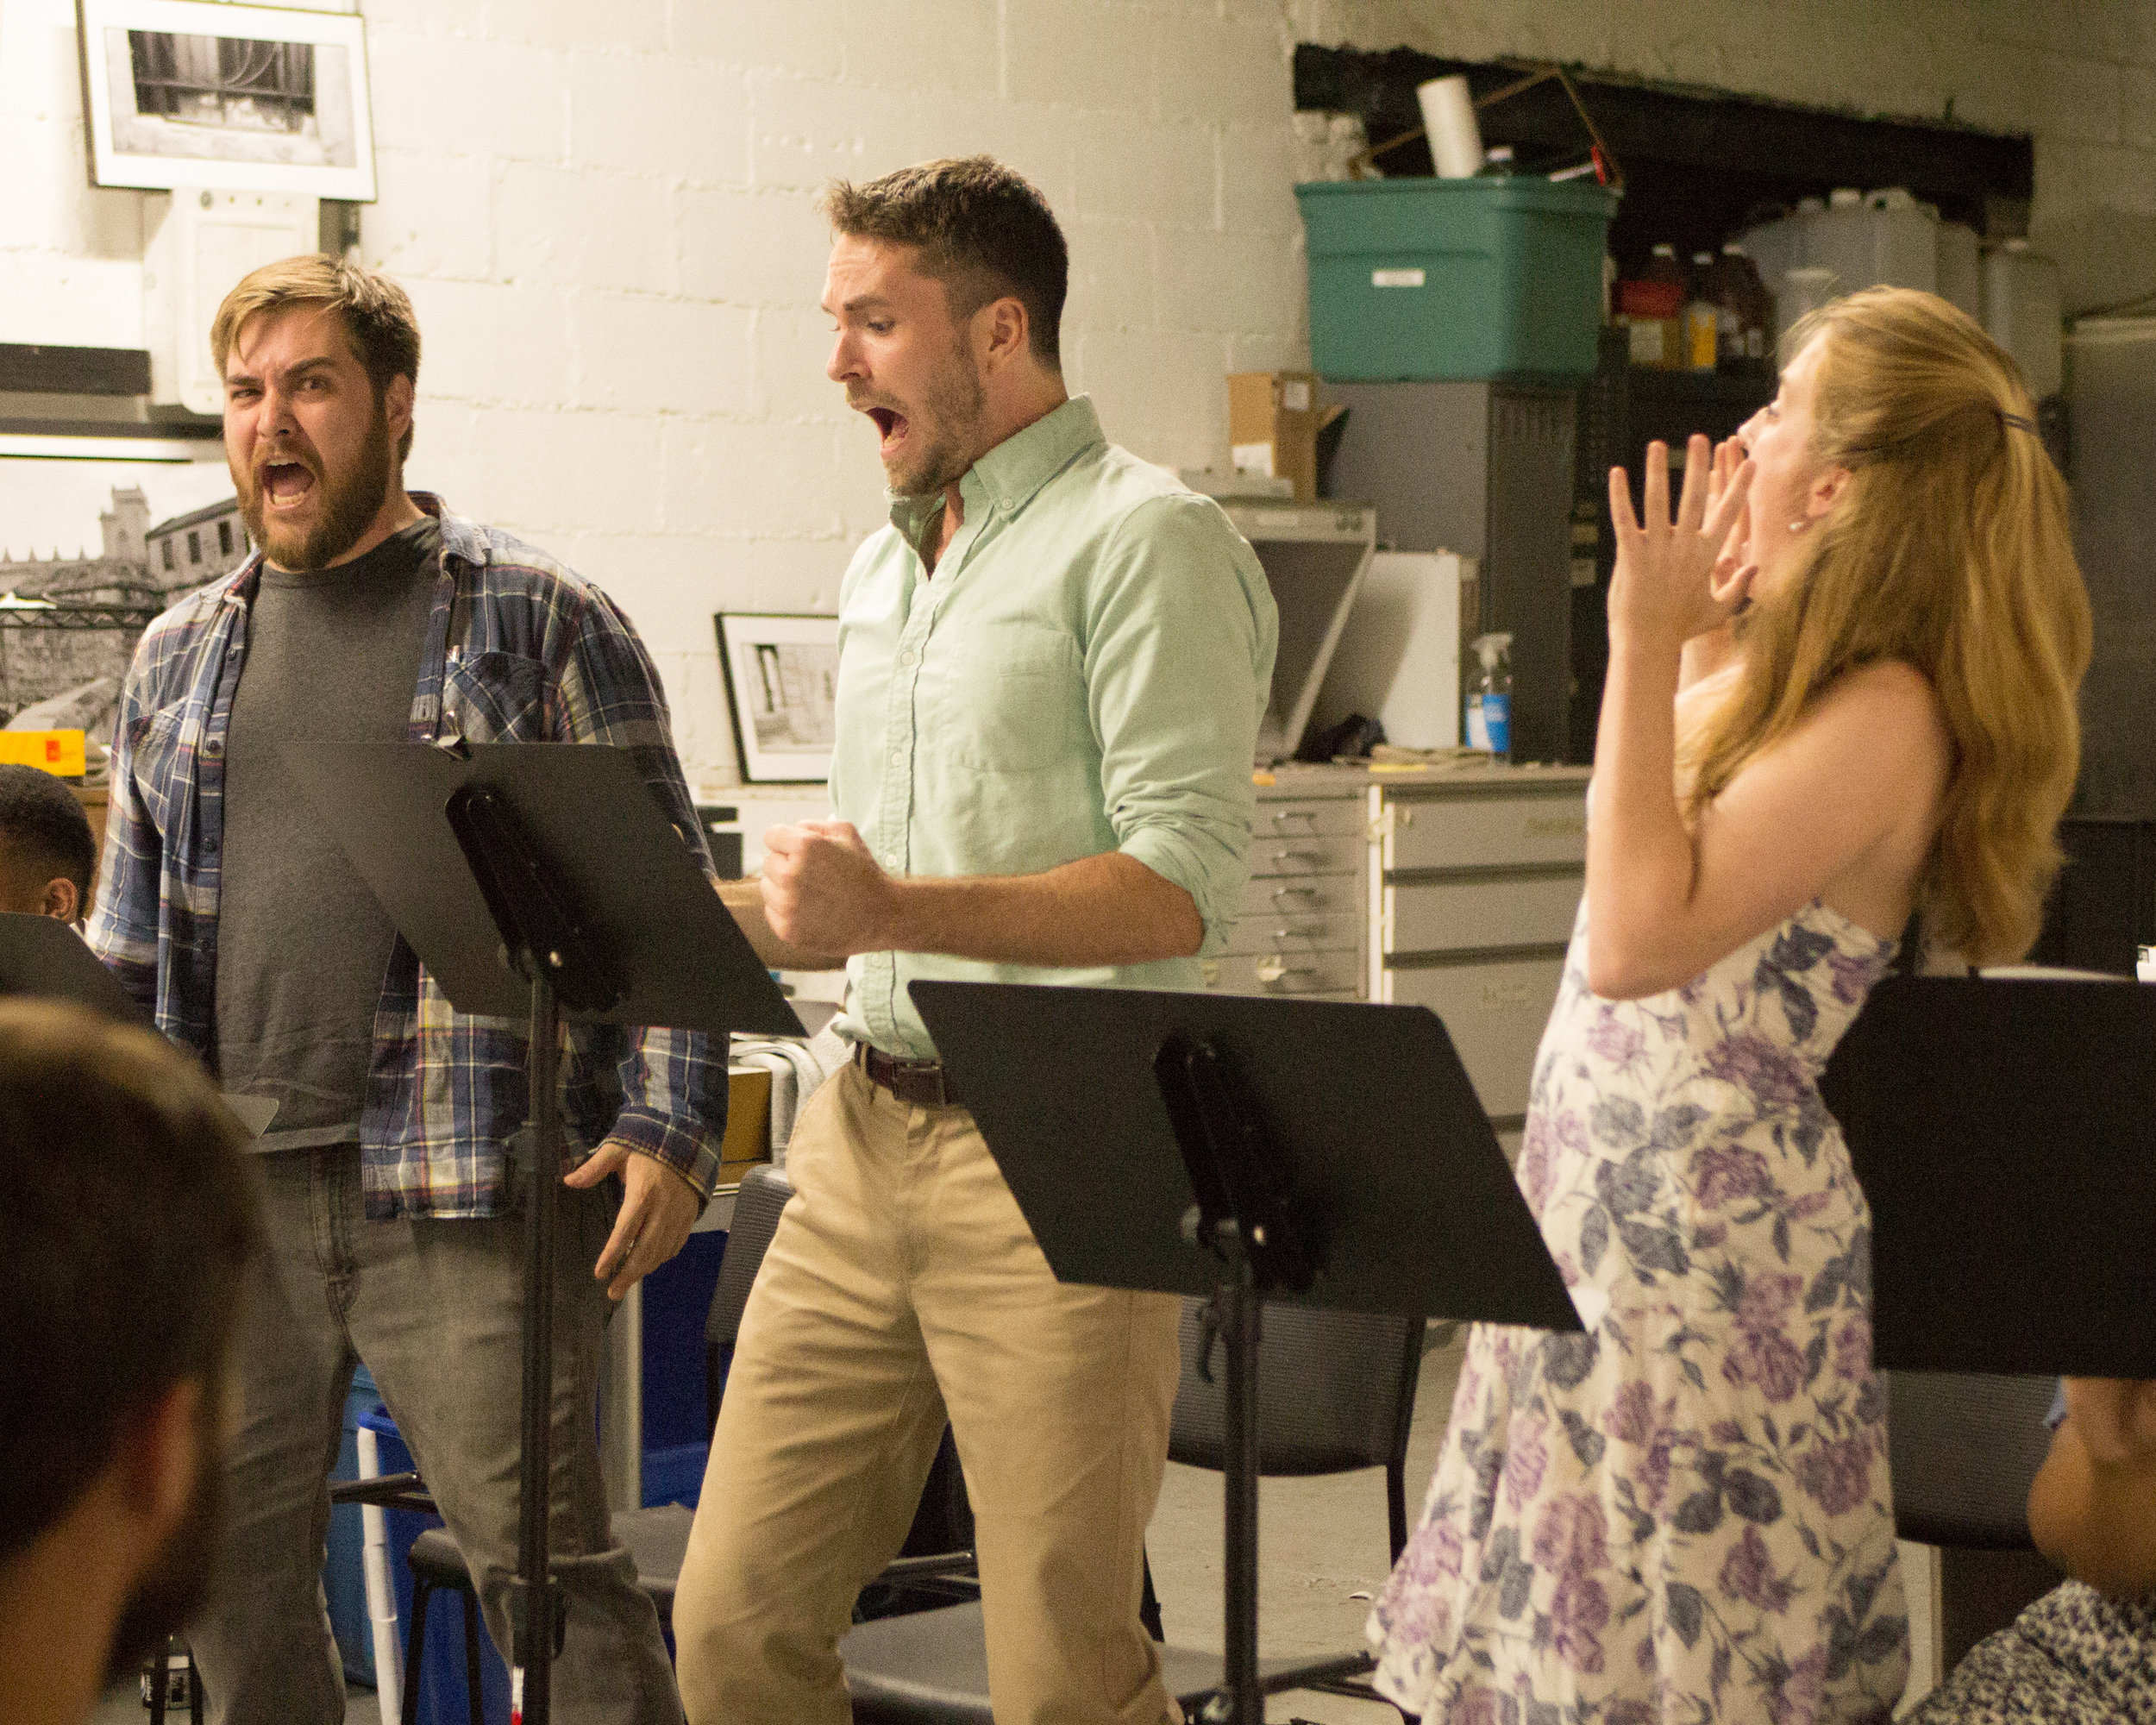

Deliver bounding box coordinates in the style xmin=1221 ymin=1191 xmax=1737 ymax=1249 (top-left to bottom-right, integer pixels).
xmin=1154 ymin=1028 xmax=1320 ymax=1723
xmin=513 ymin=972 xmax=563 ymax=1725
xmin=1217 ymin=1248 xmax=1259 ymax=1725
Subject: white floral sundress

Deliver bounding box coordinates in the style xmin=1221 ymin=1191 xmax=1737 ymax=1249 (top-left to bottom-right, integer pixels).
xmin=1370 ymin=898 xmax=1910 ymax=1724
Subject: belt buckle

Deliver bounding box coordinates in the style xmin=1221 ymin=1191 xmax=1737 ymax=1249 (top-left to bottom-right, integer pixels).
xmin=861 ymin=1043 xmax=950 ymax=1106
xmin=893 ymin=1055 xmax=946 ymax=1106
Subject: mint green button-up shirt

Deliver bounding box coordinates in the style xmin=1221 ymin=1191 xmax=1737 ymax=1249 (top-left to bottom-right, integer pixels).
xmin=830 ymin=395 xmax=1279 ymax=1059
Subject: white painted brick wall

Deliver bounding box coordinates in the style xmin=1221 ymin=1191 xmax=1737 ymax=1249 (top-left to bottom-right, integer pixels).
xmin=4 ymin=0 xmax=2153 ymax=781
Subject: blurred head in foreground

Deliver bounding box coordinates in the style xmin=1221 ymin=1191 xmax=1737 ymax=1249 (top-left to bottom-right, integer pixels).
xmin=0 ymin=1000 xmax=260 ymax=1724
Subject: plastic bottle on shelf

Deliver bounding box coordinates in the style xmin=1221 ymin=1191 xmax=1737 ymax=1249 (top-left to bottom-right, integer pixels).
xmin=1683 ymin=251 xmax=1720 ymax=370
xmin=1464 ymin=632 xmax=1514 ymax=758
xmin=1641 ymin=243 xmax=1686 ymax=290
xmin=1622 ymin=245 xmax=1689 ymax=371
xmin=1714 ymin=243 xmax=1770 ymax=365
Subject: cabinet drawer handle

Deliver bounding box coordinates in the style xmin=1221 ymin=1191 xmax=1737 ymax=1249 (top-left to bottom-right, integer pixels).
xmin=1269 ymin=809 xmax=1319 ymax=827
xmin=1271 ymin=847 xmax=1326 ymax=864
xmin=1270 ymin=885 xmax=1319 ymax=903
xmin=1257 ymin=957 xmax=1322 ymax=983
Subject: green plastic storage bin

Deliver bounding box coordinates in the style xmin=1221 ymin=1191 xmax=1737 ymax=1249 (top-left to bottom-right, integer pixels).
xmin=1296 ymin=178 xmax=1619 ymax=382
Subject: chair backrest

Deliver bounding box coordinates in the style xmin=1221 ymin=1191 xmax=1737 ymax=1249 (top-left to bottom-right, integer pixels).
xmin=1167 ymin=1297 xmax=1423 ymax=1478
xmin=1886 ymin=1370 xmax=2058 ymax=1550
xmin=705 ymin=1163 xmax=796 ymax=1352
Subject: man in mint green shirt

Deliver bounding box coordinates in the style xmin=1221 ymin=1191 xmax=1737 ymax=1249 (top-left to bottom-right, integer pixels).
xmin=674 ymin=158 xmax=1277 ymax=1725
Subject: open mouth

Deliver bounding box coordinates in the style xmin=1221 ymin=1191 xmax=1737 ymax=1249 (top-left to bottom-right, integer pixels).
xmin=260 ymin=459 xmax=316 ymax=508
xmin=863 ymin=406 xmax=908 ymax=451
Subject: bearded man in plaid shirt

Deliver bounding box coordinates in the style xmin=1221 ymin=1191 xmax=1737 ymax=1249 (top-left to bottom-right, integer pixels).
xmin=88 ymin=255 xmax=721 ymax=1725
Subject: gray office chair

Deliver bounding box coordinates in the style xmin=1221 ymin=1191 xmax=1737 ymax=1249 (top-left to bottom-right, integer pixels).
xmin=839 ymin=1297 xmax=1426 ymax=1723
xmin=1886 ymin=1368 xmax=2069 ymax=1680
xmin=1885 ymin=1371 xmax=2059 ymax=1550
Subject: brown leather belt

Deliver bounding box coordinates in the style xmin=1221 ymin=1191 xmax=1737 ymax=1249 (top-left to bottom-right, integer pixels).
xmin=856 ymin=1040 xmax=962 ymax=1108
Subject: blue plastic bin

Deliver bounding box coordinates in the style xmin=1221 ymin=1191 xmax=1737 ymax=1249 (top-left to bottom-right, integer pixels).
xmin=637 ymin=1228 xmax=728 ymax=1507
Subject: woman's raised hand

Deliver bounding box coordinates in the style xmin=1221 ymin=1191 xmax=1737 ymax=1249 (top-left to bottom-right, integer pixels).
xmin=1707 ymin=436 xmax=1757 ymax=614
xmin=1608 ymin=433 xmax=1755 ymax=654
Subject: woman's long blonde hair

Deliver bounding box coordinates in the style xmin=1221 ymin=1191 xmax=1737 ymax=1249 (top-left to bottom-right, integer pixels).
xmin=1683 ymin=286 xmax=2091 ymax=965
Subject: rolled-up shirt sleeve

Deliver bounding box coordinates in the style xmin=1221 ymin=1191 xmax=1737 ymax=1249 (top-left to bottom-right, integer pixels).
xmin=1084 ymin=493 xmax=1279 ymax=956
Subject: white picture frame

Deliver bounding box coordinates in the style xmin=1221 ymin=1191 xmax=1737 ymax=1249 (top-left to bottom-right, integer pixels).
xmin=76 ymin=0 xmax=377 ymax=200
xmin=716 ymin=612 xmax=839 ymax=785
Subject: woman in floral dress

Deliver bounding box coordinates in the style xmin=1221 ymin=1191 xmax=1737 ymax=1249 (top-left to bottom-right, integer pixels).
xmin=1371 ymin=288 xmax=2092 ymax=1723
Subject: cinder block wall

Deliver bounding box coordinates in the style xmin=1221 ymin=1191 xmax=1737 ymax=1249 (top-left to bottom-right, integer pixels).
xmin=5 ymin=0 xmax=2151 ymax=783
xmin=354 ymin=0 xmax=1306 ymax=780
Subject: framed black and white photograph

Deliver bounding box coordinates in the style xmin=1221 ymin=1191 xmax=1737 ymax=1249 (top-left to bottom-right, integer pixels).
xmin=76 ymin=0 xmax=376 ymax=199
xmin=717 ymin=612 xmax=839 ymax=784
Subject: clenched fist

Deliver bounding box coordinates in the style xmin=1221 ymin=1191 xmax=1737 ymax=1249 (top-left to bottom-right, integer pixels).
xmin=760 ymin=819 xmax=902 ymax=957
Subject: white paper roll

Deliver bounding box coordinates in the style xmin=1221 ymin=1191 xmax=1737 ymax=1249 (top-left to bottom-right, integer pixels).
xmin=1416 ymin=76 xmax=1484 ymax=179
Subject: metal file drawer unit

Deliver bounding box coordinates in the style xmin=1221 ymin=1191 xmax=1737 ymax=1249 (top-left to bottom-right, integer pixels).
xmin=1204 ymin=769 xmax=1369 ymax=1003
xmin=1367 ymin=768 xmax=1590 ymax=1152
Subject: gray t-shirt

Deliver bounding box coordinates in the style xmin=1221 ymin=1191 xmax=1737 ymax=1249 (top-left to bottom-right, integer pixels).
xmin=215 ymin=518 xmax=441 ymax=1149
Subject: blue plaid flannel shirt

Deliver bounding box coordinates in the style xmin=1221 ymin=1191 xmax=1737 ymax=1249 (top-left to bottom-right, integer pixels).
xmin=87 ymin=495 xmax=729 ymax=1219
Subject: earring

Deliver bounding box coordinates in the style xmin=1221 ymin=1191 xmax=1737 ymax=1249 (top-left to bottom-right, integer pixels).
xmin=1788 ymin=518 xmax=1809 ymax=533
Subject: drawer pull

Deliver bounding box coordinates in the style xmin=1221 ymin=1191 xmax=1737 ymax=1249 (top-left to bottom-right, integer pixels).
xmin=1271 ymin=847 xmax=1326 ymax=864
xmin=1270 ymin=885 xmax=1319 ymax=903
xmin=1269 ymin=809 xmax=1319 ymax=827
xmin=1257 ymin=957 xmax=1321 ymax=983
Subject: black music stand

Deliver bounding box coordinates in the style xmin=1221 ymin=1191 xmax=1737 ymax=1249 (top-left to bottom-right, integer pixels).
xmin=1822 ymin=973 xmax=2156 ymax=1377
xmin=286 ymin=739 xmax=801 ymax=1725
xmin=0 ymin=915 xmax=282 ymax=1137
xmin=909 ymin=982 xmax=1580 ymax=1725
xmin=0 ymin=911 xmax=147 ymax=1023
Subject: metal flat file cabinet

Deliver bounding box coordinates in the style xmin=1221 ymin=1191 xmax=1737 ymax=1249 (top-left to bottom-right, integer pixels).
xmin=1205 ymin=767 xmax=1370 ymax=1001
xmin=1367 ymin=768 xmax=1589 ymax=1158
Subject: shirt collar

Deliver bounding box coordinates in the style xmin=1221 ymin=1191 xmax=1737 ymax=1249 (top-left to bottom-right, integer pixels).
xmin=221 ymin=490 xmax=487 ymax=607
xmin=886 ymin=394 xmax=1104 ymax=544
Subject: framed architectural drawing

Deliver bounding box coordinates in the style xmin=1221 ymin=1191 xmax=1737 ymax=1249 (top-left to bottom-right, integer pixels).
xmin=76 ymin=0 xmax=376 ymax=199
xmin=716 ymin=612 xmax=839 ymax=784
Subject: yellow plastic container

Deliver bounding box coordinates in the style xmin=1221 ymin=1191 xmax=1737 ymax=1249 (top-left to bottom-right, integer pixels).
xmin=0 ymin=730 xmax=86 ymax=775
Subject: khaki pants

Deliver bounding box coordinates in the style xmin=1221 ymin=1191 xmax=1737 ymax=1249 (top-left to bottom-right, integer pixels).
xmin=674 ymin=1061 xmax=1183 ymax=1725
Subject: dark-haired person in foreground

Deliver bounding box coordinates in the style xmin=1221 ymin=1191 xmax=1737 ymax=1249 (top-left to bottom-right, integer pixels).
xmin=0 ymin=998 xmax=261 ymax=1725
xmin=88 ymin=254 xmax=721 ymax=1725
xmin=1907 ymin=1376 xmax=2156 ymax=1722
xmin=0 ymin=761 xmax=97 ymax=922
xmin=672 ymin=156 xmax=1277 ymax=1725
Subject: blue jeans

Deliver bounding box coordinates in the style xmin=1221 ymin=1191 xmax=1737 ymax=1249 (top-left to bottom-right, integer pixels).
xmin=186 ymin=1142 xmax=681 ymax=1725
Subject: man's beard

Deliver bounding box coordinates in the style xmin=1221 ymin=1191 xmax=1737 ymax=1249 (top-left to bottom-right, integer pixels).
xmin=885 ymin=343 xmax=987 ymax=498
xmin=103 ymin=1408 xmax=223 ymax=1687
xmin=236 ymin=401 xmax=395 ymax=572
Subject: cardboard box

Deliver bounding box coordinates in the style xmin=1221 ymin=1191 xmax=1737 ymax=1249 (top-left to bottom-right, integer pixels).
xmin=1229 ymin=372 xmax=1333 ymax=502
xmin=718 ymin=1065 xmax=773 ymax=1184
